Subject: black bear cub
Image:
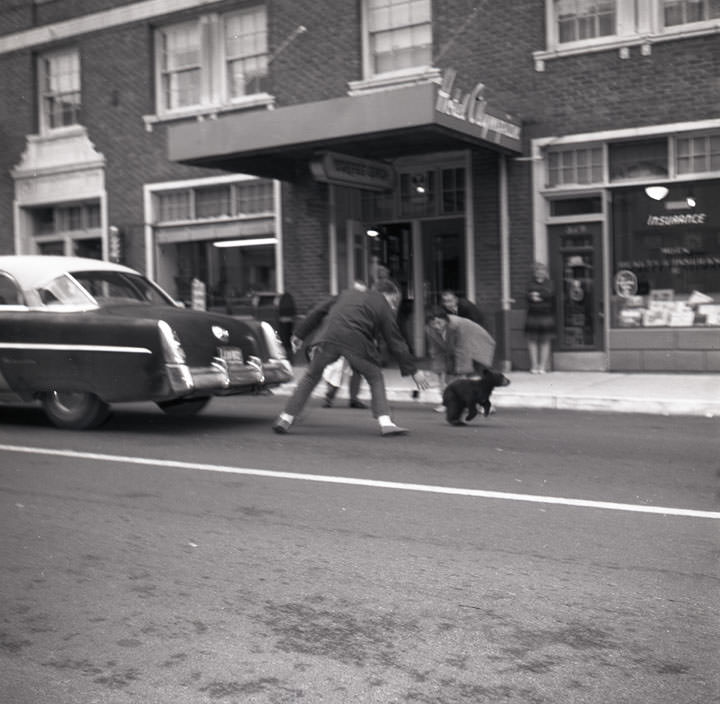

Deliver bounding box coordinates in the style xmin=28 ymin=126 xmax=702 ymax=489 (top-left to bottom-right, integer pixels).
xmin=442 ymin=370 xmax=511 ymax=425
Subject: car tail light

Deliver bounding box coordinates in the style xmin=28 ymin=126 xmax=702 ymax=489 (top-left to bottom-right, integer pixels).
xmin=158 ymin=320 xmax=187 ymax=364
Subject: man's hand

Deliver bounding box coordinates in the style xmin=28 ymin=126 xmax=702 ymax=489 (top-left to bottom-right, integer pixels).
xmin=412 ymin=370 xmax=430 ymax=391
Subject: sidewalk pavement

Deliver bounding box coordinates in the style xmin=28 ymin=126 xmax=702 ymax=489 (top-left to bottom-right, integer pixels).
xmin=274 ymin=365 xmax=720 ymax=418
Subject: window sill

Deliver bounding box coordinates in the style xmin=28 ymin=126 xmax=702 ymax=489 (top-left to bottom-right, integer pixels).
xmin=347 ymin=67 xmax=441 ymax=95
xmin=143 ymin=93 xmax=275 ymax=132
xmin=534 ymin=22 xmax=720 ymax=71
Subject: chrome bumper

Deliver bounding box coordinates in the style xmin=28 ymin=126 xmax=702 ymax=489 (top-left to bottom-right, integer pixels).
xmin=261 ymin=358 xmax=294 ymax=386
xmin=165 ymin=356 xmax=264 ymax=395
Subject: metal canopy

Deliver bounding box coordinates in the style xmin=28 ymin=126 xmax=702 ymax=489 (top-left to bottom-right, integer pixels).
xmin=168 ymin=82 xmax=522 ymax=181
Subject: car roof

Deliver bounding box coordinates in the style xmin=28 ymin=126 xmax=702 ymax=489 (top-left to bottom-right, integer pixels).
xmin=0 ymin=255 xmax=140 ymax=289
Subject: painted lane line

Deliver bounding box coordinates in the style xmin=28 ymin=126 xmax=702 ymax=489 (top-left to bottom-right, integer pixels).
xmin=1 ymin=443 xmax=718 ymax=521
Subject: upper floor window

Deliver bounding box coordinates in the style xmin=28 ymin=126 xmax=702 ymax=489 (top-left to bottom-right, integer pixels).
xmin=225 ymin=7 xmax=268 ymax=99
xmin=538 ymin=0 xmax=720 ymax=66
xmin=159 ymin=21 xmax=202 ymax=111
xmin=365 ymin=0 xmax=432 ymax=76
xmin=556 ymin=0 xmax=616 ymax=44
xmin=663 ymin=0 xmax=720 ymax=26
xmin=155 ymin=8 xmax=268 ymax=116
xmin=38 ymin=48 xmax=81 ymax=131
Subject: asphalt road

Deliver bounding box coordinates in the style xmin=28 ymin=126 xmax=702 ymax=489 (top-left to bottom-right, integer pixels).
xmin=0 ymin=396 xmax=718 ymax=704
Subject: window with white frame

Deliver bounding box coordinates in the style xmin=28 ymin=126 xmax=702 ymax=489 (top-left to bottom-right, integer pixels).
xmin=38 ymin=48 xmax=81 ymax=131
xmin=225 ymin=7 xmax=268 ymax=99
xmin=676 ymin=133 xmax=720 ymax=174
xmin=154 ymin=180 xmax=273 ymax=224
xmin=663 ymin=0 xmax=720 ymax=27
xmin=365 ymin=0 xmax=432 ymax=76
xmin=555 ymin=0 xmax=616 ymax=44
xmin=540 ymin=0 xmax=720 ymax=58
xmin=30 ymin=202 xmax=102 ymax=258
xmin=546 ymin=146 xmax=604 ymax=188
xmin=155 ymin=7 xmax=268 ymax=115
xmin=158 ymin=21 xmax=202 ymax=111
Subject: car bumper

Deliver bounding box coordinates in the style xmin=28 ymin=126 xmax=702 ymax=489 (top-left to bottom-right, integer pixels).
xmin=165 ymin=356 xmax=265 ymax=395
xmin=260 ymin=358 xmax=294 ymax=387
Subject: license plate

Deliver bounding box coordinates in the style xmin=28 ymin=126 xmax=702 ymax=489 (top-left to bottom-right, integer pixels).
xmin=219 ymin=346 xmax=244 ymax=363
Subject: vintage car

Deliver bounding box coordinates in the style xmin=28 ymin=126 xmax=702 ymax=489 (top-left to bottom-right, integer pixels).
xmin=0 ymin=255 xmax=293 ymax=429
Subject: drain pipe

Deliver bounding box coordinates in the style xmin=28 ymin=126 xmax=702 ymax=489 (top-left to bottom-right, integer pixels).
xmin=499 ymin=154 xmax=512 ymax=373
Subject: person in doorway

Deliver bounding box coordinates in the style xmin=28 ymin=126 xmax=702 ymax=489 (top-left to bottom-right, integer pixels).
xmin=272 ymin=280 xmax=429 ymax=436
xmin=440 ymin=290 xmax=487 ymax=328
xmin=524 ymin=261 xmax=556 ymax=374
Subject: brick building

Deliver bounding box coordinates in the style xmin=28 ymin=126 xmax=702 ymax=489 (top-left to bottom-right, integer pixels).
xmin=1 ymin=0 xmax=718 ymax=371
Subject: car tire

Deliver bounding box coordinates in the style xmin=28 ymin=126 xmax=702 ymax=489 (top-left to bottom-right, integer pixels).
xmin=41 ymin=391 xmax=111 ymax=430
xmin=156 ymin=397 xmax=212 ymax=416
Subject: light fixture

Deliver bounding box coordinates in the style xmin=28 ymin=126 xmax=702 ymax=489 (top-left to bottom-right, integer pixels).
xmin=686 ymin=194 xmax=696 ymax=208
xmin=415 ymin=184 xmax=426 ymax=194
xmin=213 ymin=238 xmax=277 ymax=248
xmin=366 ymin=227 xmax=379 ymax=238
xmin=645 ymin=185 xmax=669 ymax=201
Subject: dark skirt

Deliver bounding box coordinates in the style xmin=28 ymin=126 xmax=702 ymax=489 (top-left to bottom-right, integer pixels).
xmin=525 ymin=313 xmax=556 ymax=339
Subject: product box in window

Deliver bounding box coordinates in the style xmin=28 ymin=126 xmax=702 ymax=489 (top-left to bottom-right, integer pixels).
xmin=698 ymin=305 xmax=720 ymax=326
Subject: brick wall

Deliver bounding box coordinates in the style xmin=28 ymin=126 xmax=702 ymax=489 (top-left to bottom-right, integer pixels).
xmin=0 ymin=49 xmax=35 ymax=254
xmin=281 ymin=175 xmax=332 ymax=314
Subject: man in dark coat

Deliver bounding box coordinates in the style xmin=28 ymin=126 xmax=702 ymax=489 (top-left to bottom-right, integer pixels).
xmin=272 ymin=280 xmax=429 ymax=436
xmin=440 ymin=290 xmax=486 ymax=328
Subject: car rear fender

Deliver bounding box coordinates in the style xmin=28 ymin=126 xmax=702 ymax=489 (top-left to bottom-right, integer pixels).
xmin=0 ymin=311 xmax=161 ymax=401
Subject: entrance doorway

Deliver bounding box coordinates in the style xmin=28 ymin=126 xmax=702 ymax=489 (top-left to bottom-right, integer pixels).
xmin=549 ymin=222 xmax=606 ymax=369
xmin=350 ymin=218 xmax=465 ymax=356
xmin=421 ymin=218 xmax=465 ymax=306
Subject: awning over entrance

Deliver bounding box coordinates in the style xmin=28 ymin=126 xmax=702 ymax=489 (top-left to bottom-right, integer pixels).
xmin=167 ymin=82 xmax=522 ymax=180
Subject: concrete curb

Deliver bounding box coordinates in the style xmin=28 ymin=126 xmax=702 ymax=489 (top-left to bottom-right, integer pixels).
xmin=272 ymin=373 xmax=720 ymax=418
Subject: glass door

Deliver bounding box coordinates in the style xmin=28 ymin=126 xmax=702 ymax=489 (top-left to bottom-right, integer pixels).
xmin=549 ymin=223 xmax=604 ymax=351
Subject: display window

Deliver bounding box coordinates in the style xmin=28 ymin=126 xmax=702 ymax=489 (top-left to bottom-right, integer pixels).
xmin=611 ymin=181 xmax=720 ymax=328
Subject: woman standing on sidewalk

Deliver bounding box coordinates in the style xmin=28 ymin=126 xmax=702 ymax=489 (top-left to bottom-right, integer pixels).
xmin=524 ymin=262 xmax=556 ymax=374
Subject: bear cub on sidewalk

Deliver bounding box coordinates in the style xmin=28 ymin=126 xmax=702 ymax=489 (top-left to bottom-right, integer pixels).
xmin=442 ymin=370 xmax=511 ymax=425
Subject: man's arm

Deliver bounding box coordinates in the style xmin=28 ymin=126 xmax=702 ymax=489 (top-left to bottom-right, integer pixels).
xmin=293 ymin=296 xmax=336 ymax=341
xmin=377 ymin=304 xmax=429 ymax=389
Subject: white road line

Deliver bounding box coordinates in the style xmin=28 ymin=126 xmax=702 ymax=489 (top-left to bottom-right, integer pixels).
xmin=1 ymin=443 xmax=718 ymax=520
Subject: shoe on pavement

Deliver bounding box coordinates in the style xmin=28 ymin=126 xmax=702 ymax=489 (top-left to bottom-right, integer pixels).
xmin=433 ymin=404 xmax=445 ymax=413
xmin=380 ymin=423 xmax=408 ymax=436
xmin=322 ymin=398 xmax=333 ymax=408
xmin=272 ymin=417 xmax=291 ymax=434
xmin=349 ymin=399 xmax=368 ymax=409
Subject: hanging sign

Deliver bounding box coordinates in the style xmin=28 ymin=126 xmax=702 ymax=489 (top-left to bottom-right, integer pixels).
xmin=310 ymin=152 xmax=395 ymax=191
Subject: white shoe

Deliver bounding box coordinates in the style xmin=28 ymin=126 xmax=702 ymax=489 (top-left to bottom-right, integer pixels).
xmin=380 ymin=423 xmax=408 ymax=436
xmin=434 ymin=404 xmax=445 ymax=413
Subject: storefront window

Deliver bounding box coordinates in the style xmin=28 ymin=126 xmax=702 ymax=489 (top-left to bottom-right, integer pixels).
xmin=611 ymin=181 xmax=720 ymax=328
